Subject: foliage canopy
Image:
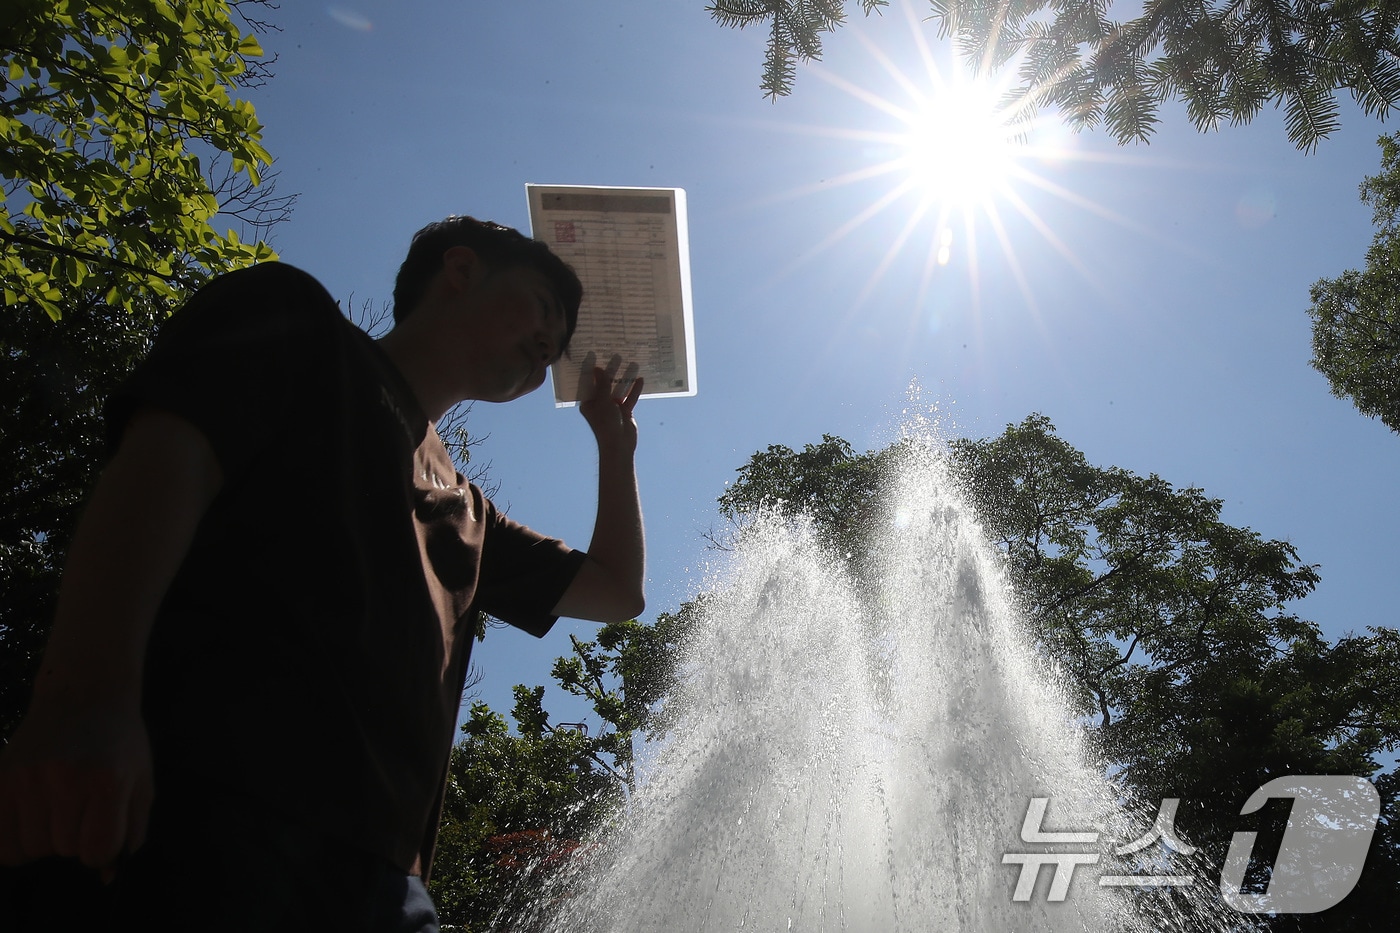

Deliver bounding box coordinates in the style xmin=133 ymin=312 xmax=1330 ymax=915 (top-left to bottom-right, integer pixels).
xmin=1 ymin=0 xmax=285 ymax=321
xmin=714 ymin=416 xmax=1400 ymax=921
xmin=441 ymin=417 xmax=1399 ymax=924
xmin=429 ymin=610 xmax=698 ymax=929
xmin=429 ymin=690 xmax=625 ymax=929
xmin=0 ymin=0 xmax=290 ymax=740
xmin=1308 ymin=132 xmax=1400 ymax=434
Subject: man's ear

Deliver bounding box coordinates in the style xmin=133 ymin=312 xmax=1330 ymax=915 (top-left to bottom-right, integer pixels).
xmin=441 ymin=245 xmax=487 ymax=291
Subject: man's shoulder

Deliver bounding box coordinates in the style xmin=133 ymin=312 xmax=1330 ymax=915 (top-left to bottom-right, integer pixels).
xmin=223 ymin=260 xmax=326 ymax=288
xmin=201 ymin=261 xmax=339 ymax=316
xmin=160 ymin=261 xmax=346 ymax=344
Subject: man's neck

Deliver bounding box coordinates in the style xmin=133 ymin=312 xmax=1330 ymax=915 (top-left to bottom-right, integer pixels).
xmin=376 ymin=327 xmax=460 ymax=424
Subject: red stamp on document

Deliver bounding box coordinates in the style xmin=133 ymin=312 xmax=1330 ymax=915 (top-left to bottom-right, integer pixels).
xmin=554 ymin=221 xmax=576 ymax=243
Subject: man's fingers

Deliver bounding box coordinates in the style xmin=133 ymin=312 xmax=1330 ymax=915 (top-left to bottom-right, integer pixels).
xmin=49 ymin=769 xmax=88 ymax=858
xmin=13 ymin=770 xmax=53 ymax=862
xmin=0 ymin=705 xmax=153 ymax=871
xmin=621 ymin=377 xmax=643 ymax=413
xmin=574 ymin=351 xmax=598 ymax=400
xmin=77 ymin=774 xmax=129 ymax=869
xmin=603 ymin=353 xmax=623 ymax=382
xmin=0 ymin=764 xmax=95 ymax=863
xmin=127 ymin=775 xmax=153 ymax=854
xmin=589 ymin=359 xmax=641 ymax=405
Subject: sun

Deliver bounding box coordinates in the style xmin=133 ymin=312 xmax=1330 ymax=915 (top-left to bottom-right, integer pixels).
xmin=746 ymin=0 xmax=1137 ymax=326
xmin=895 ymin=78 xmax=1025 ymax=212
xmin=829 ymin=36 xmax=1038 ymax=228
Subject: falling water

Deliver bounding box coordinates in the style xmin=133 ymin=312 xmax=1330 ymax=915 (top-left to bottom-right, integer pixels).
xmin=518 ymin=432 xmax=1235 ymax=932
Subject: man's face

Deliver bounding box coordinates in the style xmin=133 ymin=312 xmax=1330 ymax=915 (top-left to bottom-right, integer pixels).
xmin=457 ymin=263 xmax=570 ymax=403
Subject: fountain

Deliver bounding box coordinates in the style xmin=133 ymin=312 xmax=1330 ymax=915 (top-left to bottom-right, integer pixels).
xmin=509 ymin=432 xmax=1238 ymax=932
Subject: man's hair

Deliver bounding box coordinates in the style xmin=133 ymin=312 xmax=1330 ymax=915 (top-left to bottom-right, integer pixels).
xmin=392 ymin=216 xmax=583 ymax=346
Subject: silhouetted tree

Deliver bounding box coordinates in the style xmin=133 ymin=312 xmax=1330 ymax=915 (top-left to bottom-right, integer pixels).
xmin=0 ymin=0 xmax=292 ymax=741
xmin=429 ymin=608 xmax=698 ymax=930
xmin=1309 ymin=132 xmax=1400 ymax=435
xmin=714 ymin=414 xmax=1400 ymax=925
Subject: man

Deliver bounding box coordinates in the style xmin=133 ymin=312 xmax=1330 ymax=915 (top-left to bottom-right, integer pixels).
xmin=0 ymin=216 xmax=645 ymax=931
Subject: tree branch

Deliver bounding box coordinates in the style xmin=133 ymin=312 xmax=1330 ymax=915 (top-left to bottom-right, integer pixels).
xmin=0 ymin=229 xmax=179 ymax=283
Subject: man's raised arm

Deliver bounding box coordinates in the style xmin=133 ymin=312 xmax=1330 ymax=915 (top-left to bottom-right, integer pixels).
xmin=0 ymin=408 xmax=223 ymax=875
xmin=553 ymin=367 xmax=646 ymax=623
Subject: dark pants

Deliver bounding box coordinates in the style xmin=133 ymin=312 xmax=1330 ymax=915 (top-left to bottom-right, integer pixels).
xmin=0 ymin=790 xmax=439 ymax=933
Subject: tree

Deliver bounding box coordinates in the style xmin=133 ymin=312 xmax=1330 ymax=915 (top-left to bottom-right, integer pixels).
xmin=1109 ymin=624 xmax=1400 ymax=929
xmin=431 ymin=419 xmax=1398 ymax=925
xmin=708 ymin=0 xmax=886 ymax=107
xmin=0 ymin=0 xmax=291 ymax=741
xmin=1308 ymin=132 xmax=1400 ymax=435
xmin=0 ymin=292 xmax=165 ymax=740
xmin=713 ymin=433 xmax=895 ymax=577
xmin=2 ymin=0 xmax=286 ymax=320
xmin=550 ymin=611 xmax=700 ymax=793
xmin=429 ymin=689 xmax=624 ymax=931
xmin=430 ymin=609 xmax=698 ymax=930
xmin=951 ymin=415 xmax=1399 ymax=926
xmin=709 ymin=0 xmax=1400 ymax=150
xmin=716 ymin=415 xmax=1400 ymax=925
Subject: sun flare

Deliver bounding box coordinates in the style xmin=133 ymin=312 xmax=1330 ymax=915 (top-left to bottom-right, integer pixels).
xmin=750 ymin=0 xmax=1152 ymax=350
xmin=897 ymin=81 xmax=1024 ymax=211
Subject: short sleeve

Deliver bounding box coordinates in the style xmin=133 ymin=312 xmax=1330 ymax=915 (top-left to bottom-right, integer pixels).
xmin=106 ymin=263 xmax=342 ymax=479
xmin=473 ymin=492 xmax=587 ymax=637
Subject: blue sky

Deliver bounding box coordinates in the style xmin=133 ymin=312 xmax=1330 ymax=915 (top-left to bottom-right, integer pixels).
xmin=245 ymin=1 xmax=1400 ymax=730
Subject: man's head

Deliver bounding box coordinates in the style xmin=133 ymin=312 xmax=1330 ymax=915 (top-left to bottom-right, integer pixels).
xmin=392 ymin=216 xmax=582 ymax=351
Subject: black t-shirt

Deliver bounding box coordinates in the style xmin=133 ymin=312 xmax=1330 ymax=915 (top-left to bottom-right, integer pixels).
xmin=106 ymin=262 xmax=585 ymax=874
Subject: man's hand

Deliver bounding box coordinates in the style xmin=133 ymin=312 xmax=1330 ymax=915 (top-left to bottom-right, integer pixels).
xmin=555 ymin=359 xmax=646 ymax=623
xmin=0 ymin=406 xmax=220 ymax=879
xmin=578 ymin=359 xmax=643 ymax=454
xmin=0 ymin=697 xmax=153 ymax=879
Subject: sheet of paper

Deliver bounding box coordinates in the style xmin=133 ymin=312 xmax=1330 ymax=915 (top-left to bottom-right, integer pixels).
xmin=526 ymin=184 xmax=697 ymax=407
